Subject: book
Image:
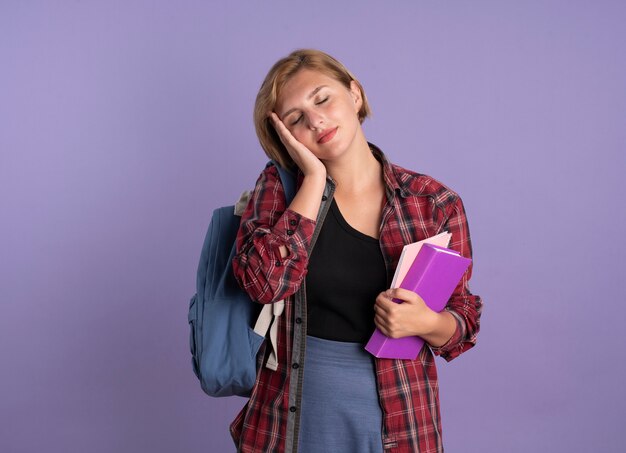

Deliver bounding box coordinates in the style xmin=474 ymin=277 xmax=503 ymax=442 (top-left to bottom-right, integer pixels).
xmin=365 ymin=242 xmax=471 ymax=359
xmin=390 ymin=232 xmax=452 ymax=288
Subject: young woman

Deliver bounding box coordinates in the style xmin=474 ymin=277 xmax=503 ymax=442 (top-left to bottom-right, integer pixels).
xmin=231 ymin=49 xmax=482 ymax=453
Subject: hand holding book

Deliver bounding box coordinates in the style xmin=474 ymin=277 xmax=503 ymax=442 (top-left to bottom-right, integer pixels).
xmin=365 ymin=232 xmax=471 ymax=359
xmin=374 ymin=287 xmax=443 ymax=340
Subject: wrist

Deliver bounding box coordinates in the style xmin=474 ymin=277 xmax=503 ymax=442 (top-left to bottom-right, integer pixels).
xmin=302 ymin=171 xmax=327 ymax=185
xmin=299 ymin=174 xmax=327 ymax=197
xmin=422 ymin=311 xmax=457 ymax=348
xmin=422 ymin=310 xmax=443 ymax=336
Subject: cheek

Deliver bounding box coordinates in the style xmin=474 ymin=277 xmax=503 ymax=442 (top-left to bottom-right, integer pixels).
xmin=290 ymin=128 xmax=311 ymax=144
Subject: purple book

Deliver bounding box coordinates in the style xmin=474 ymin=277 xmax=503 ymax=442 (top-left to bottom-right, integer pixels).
xmin=365 ymin=243 xmax=471 ymax=359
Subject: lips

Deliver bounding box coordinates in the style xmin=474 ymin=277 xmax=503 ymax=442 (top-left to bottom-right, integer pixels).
xmin=316 ymin=127 xmax=338 ymax=144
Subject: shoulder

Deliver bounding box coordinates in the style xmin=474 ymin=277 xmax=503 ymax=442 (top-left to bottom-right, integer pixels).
xmin=251 ymin=163 xmax=285 ymax=197
xmin=256 ymin=162 xmax=280 ymax=182
xmin=388 ymin=162 xmax=467 ymax=228
xmin=390 ymin=161 xmax=460 ymax=207
xmin=372 ymin=142 xmax=460 ymax=208
xmin=244 ymin=162 xmax=299 ymax=221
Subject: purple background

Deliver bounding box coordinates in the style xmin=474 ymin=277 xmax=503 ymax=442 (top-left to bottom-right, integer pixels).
xmin=1 ymin=1 xmax=625 ymax=452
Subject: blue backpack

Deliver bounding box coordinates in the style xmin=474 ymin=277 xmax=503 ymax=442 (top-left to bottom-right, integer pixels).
xmin=188 ymin=161 xmax=296 ymax=397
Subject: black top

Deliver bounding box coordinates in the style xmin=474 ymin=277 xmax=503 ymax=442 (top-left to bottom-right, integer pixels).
xmin=306 ymin=198 xmax=388 ymax=343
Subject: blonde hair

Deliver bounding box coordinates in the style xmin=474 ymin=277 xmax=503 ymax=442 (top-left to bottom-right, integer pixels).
xmin=254 ymin=49 xmax=371 ymax=169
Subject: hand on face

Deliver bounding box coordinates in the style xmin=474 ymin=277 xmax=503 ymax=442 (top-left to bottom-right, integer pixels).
xmin=373 ymin=288 xmax=438 ymax=339
xmin=269 ymin=112 xmax=327 ymax=178
xmin=270 ymin=69 xmax=364 ymax=175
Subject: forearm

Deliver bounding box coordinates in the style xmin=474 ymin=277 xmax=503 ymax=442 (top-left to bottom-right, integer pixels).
xmin=288 ymin=173 xmax=327 ymax=222
xmin=419 ymin=310 xmax=458 ymax=348
xmin=234 ymin=167 xmax=318 ymax=303
xmin=278 ymin=174 xmax=326 ymax=258
xmin=429 ymin=196 xmax=482 ymax=360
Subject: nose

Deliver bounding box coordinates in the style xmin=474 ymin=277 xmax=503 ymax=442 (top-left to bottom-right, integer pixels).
xmin=306 ymin=111 xmax=324 ymax=131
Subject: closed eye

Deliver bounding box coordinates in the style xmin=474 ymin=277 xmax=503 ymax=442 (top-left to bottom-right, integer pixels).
xmin=290 ymin=114 xmax=303 ymax=126
xmin=289 ymin=96 xmax=328 ymax=125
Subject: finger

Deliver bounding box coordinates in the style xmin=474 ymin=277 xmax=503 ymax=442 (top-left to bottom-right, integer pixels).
xmin=374 ymin=293 xmax=394 ymax=313
xmin=375 ymin=314 xmax=401 ymax=339
xmin=381 ymin=290 xmax=405 ymax=308
xmin=269 ymin=112 xmax=303 ymax=150
xmin=269 ymin=111 xmax=286 ymax=131
xmin=268 ymin=113 xmax=292 ymax=144
xmin=389 ymin=288 xmax=423 ymax=304
xmin=374 ymin=314 xmax=389 ymax=335
xmin=375 ymin=302 xmax=396 ymax=326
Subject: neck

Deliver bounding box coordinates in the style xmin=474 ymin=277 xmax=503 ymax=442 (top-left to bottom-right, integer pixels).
xmin=323 ymin=132 xmax=383 ymax=195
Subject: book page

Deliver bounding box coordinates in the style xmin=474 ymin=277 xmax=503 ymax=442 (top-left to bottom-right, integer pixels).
xmin=390 ymin=231 xmax=452 ymax=288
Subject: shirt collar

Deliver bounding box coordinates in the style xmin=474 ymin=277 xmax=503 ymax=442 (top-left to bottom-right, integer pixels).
xmin=368 ymin=142 xmax=404 ymax=198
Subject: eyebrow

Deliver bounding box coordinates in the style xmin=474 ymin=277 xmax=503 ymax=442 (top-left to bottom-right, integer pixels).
xmin=280 ymin=85 xmax=328 ymax=119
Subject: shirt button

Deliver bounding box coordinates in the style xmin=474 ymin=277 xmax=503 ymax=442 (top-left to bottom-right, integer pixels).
xmin=275 ymin=261 xmax=281 ymax=267
xmin=289 ymin=406 xmax=297 ymax=412
xmin=286 ymin=230 xmax=294 ymax=236
xmin=295 ymin=317 xmax=302 ymax=324
xmin=289 ymin=219 xmax=297 ymax=226
xmin=321 ymin=195 xmax=328 ymax=201
xmin=292 ymin=363 xmax=299 ymax=369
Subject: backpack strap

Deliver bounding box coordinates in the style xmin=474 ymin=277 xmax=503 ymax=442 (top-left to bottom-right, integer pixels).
xmin=243 ymin=161 xmax=297 ymax=371
xmin=253 ymin=301 xmax=283 ymax=371
xmin=271 ymin=160 xmax=296 ymax=204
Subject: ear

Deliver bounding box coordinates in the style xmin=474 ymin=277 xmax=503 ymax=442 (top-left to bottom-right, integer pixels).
xmin=349 ymin=80 xmax=363 ymax=113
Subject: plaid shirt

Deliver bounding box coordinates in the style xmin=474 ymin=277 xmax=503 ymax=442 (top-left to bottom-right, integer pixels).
xmin=231 ymin=144 xmax=482 ymax=453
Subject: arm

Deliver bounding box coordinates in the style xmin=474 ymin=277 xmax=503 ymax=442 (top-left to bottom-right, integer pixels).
xmin=232 ymin=166 xmax=325 ymax=304
xmin=232 ymin=113 xmax=327 ymax=303
xmin=429 ymin=196 xmax=482 ymax=361
xmin=276 ymin=174 xmax=327 ymax=258
xmin=374 ymin=196 xmax=482 ymax=361
xmin=269 ymin=111 xmax=328 ymax=258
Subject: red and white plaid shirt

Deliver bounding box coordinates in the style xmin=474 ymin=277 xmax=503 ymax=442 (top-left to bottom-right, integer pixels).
xmin=231 ymin=144 xmax=482 ymax=452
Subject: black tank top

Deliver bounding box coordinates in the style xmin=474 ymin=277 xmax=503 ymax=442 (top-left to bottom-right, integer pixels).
xmin=306 ymin=198 xmax=387 ymax=343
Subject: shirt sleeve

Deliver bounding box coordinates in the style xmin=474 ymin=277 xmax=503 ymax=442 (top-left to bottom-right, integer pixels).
xmin=430 ymin=195 xmax=483 ymax=361
xmin=232 ymin=165 xmax=317 ymax=304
